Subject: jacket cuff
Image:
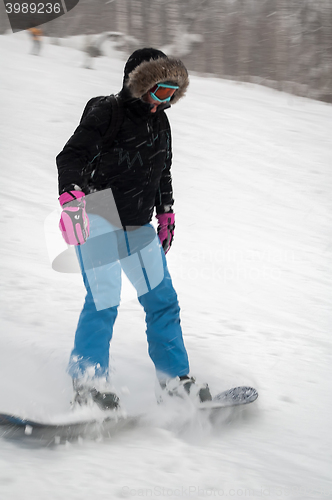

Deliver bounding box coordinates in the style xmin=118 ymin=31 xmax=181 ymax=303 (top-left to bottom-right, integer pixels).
xmin=59 ymin=184 xmax=83 ymax=196
xmin=156 ymin=204 xmax=173 ymax=215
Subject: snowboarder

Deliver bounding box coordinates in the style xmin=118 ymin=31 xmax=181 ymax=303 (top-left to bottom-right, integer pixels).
xmin=28 ymin=27 xmax=42 ymax=56
xmin=82 ymin=33 xmax=102 ymax=69
xmin=56 ymin=48 xmax=212 ymax=410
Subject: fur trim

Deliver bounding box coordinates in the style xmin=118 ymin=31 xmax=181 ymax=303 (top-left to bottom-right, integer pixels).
xmin=126 ymin=57 xmax=189 ymax=104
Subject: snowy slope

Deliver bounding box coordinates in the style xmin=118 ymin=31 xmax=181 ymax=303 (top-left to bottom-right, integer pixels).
xmin=0 ymin=31 xmax=332 ymax=500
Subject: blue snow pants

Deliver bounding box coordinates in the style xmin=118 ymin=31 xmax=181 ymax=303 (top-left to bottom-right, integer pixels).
xmin=68 ymin=213 xmax=189 ymax=381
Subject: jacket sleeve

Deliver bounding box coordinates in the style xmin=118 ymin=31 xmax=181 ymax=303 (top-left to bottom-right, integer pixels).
xmin=155 ymin=113 xmax=174 ymax=214
xmin=56 ymin=99 xmax=112 ymax=195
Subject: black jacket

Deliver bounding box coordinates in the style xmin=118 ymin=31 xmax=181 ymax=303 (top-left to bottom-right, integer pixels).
xmin=56 ymin=92 xmax=174 ymax=227
xmin=57 ymin=48 xmax=189 ymax=227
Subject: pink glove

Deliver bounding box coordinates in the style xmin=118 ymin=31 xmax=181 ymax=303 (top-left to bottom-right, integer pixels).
xmin=59 ymin=190 xmax=90 ymax=246
xmin=156 ymin=213 xmax=175 ymax=254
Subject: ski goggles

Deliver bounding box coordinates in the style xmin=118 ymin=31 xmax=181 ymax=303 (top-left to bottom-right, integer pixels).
xmin=149 ymin=82 xmax=179 ymax=103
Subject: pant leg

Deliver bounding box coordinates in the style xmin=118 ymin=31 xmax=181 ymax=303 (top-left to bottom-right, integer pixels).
xmin=67 ymin=214 xmax=121 ymax=379
xmin=136 ymin=242 xmax=190 ymax=380
xmin=67 ymin=268 xmax=119 ymax=379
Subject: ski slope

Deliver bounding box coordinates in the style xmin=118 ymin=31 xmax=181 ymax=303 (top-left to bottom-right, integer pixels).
xmin=0 ymin=31 xmax=332 ymax=500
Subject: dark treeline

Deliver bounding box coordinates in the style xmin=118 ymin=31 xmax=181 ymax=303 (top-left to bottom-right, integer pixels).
xmin=1 ymin=0 xmax=331 ymax=102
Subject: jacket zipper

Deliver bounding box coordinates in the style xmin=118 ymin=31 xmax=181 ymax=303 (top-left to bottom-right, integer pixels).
xmin=147 ymin=120 xmax=154 ymax=182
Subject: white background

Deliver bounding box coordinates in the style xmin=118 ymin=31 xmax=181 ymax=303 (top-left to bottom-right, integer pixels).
xmin=0 ymin=32 xmax=331 ymax=499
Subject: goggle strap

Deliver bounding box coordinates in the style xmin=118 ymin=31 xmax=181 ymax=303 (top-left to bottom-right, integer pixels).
xmin=157 ymin=83 xmax=179 ymax=90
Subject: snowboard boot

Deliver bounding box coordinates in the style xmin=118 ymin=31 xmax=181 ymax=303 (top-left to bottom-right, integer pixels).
xmin=72 ymin=379 xmax=120 ymax=411
xmin=159 ymin=375 xmax=212 ymax=404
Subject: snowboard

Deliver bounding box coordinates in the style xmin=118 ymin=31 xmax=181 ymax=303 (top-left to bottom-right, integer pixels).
xmin=199 ymin=385 xmax=258 ymax=410
xmin=0 ymin=386 xmax=258 ymax=444
xmin=0 ymin=411 xmax=139 ymax=445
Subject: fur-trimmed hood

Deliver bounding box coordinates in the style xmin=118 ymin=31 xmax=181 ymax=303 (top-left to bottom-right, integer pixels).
xmin=123 ymin=48 xmax=189 ymax=105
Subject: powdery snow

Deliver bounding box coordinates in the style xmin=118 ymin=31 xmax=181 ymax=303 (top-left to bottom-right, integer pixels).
xmin=0 ymin=31 xmax=331 ymax=500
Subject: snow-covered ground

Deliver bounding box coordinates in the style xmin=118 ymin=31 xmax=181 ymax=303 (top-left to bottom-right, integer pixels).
xmin=0 ymin=31 xmax=332 ymax=500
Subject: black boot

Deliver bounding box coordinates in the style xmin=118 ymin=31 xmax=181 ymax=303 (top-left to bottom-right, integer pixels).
xmin=160 ymin=375 xmax=212 ymax=403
